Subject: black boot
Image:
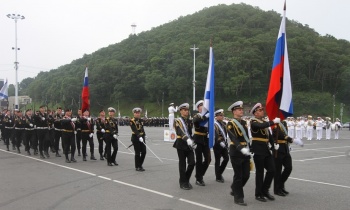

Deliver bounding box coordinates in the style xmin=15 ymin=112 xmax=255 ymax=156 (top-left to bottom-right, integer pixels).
xmin=34 ymin=149 xmax=38 ymax=155
xmin=27 ymin=150 xmax=31 ymax=156
xmin=56 ymin=152 xmax=61 ymax=157
xmin=71 ymin=156 xmax=77 ymax=162
xmin=100 ymin=153 xmax=104 ymax=160
xmin=17 ymin=147 xmax=21 ymax=154
xmin=78 ymin=149 xmax=81 ymax=156
xmin=83 ymin=155 xmax=87 ymax=161
xmin=90 ymin=154 xmax=96 ymax=160
xmin=40 ymin=152 xmax=46 ymax=159
xmin=6 ymin=145 xmax=9 ymax=151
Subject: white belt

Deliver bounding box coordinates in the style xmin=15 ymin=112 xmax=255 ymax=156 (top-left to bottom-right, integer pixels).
xmin=15 ymin=128 xmax=25 ymax=130
xmin=5 ymin=126 xmax=13 ymax=129
xmin=36 ymin=127 xmax=48 ymax=129
xmin=25 ymin=128 xmax=35 ymax=131
xmin=54 ymin=128 xmax=63 ymax=131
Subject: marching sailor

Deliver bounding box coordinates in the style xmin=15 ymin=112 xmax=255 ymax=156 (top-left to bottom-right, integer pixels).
xmin=226 ymin=101 xmax=251 ymax=206
xmin=130 ymin=107 xmax=147 ymax=171
xmin=173 ymin=103 xmax=195 ymax=190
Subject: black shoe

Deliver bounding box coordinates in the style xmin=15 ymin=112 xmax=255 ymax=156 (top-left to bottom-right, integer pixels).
xmin=17 ymin=148 xmax=21 ymax=153
xmin=27 ymin=151 xmax=31 ymax=156
xmin=274 ymin=190 xmax=286 ymax=197
xmin=44 ymin=151 xmax=50 ymax=158
xmin=34 ymin=150 xmax=38 ymax=155
xmin=113 ymin=161 xmax=118 ymax=166
xmin=263 ymin=192 xmax=275 ymax=200
xmin=51 ymin=148 xmax=56 ymax=153
xmin=71 ymin=158 xmax=77 ymax=162
xmin=234 ymin=200 xmax=247 ymax=206
xmin=188 ymin=183 xmax=193 ymax=189
xmin=6 ymin=146 xmax=9 ymax=151
xmin=108 ymin=162 xmax=113 ymax=166
xmin=66 ymin=158 xmax=71 ymax=163
xmin=230 ymin=191 xmax=235 ymax=196
xmin=90 ymin=155 xmax=96 ymax=160
xmin=180 ymin=183 xmax=191 ymax=190
xmin=195 ymin=180 xmax=205 ymax=186
xmin=216 ymin=176 xmax=224 ymax=183
xmin=281 ymin=188 xmax=289 ymax=195
xmin=83 ymin=156 xmax=87 ymax=161
xmin=100 ymin=155 xmax=104 ymax=160
xmin=255 ymin=196 xmax=267 ymax=202
xmin=40 ymin=154 xmax=46 ymax=159
xmin=78 ymin=152 xmax=81 ymax=156
xmin=56 ymin=153 xmax=61 ymax=157
xmin=13 ymin=146 xmax=16 ymax=150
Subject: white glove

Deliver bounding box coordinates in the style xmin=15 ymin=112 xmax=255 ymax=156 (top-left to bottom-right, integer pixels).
xmin=241 ymin=147 xmax=250 ymax=156
xmin=294 ymin=138 xmax=304 ymax=147
xmin=89 ymin=133 xmax=94 ymax=138
xmin=74 ymin=131 xmax=77 ymax=135
xmin=274 ymin=143 xmax=280 ymax=150
xmin=273 ymin=117 xmax=280 ymax=124
xmin=268 ymin=142 xmax=272 ymax=149
xmin=41 ymin=117 xmax=45 ymax=121
xmin=113 ymin=134 xmax=118 ymax=139
xmin=9 ymin=120 xmax=12 ymax=123
xmin=219 ymin=142 xmax=226 ymax=148
xmin=29 ymin=123 xmax=33 ymax=127
xmin=71 ymin=118 xmax=77 ymax=122
xmin=204 ymin=113 xmax=209 ymax=118
xmin=101 ymin=129 xmax=105 ymax=133
xmin=139 ymin=137 xmax=144 ymax=142
xmin=87 ymin=117 xmax=91 ymax=121
xmin=192 ymin=143 xmax=197 ymax=149
xmin=187 ymin=139 xmax=193 ymax=146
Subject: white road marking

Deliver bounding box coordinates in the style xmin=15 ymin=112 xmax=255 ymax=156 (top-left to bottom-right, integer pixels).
xmin=289 ymin=177 xmax=350 ymax=189
xmin=294 ymin=154 xmax=346 ymax=162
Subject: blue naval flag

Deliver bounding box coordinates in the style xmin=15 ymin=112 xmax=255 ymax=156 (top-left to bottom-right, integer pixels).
xmin=201 ymin=46 xmax=215 ymax=148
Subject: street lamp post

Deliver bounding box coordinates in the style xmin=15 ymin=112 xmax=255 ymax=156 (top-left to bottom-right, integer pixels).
xmin=332 ymin=94 xmax=335 ymax=123
xmin=190 ymin=44 xmax=199 ymax=111
xmin=162 ymin=92 xmax=164 ymax=117
xmin=7 ymin=13 xmax=25 ymax=110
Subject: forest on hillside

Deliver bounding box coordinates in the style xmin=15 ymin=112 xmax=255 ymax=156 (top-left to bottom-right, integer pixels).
xmin=15 ymin=3 xmax=350 ymax=117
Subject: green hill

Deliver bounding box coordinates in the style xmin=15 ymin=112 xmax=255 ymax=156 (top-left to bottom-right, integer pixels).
xmin=19 ymin=3 xmax=350 ymax=120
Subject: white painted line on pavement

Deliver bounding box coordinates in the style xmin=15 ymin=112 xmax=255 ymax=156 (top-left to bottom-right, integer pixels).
xmin=98 ymin=176 xmax=112 ymax=181
xmin=294 ymin=154 xmax=346 ymax=162
xmin=289 ymin=177 xmax=350 ymax=189
xmin=0 ymin=148 xmax=221 ymax=210
xmin=291 ymin=146 xmax=350 ymax=153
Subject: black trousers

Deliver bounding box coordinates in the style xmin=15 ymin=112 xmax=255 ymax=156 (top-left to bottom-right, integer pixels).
xmin=177 ymin=149 xmax=195 ymax=185
xmin=76 ymin=130 xmax=82 ymax=150
xmin=81 ymin=133 xmax=94 ymax=156
xmin=230 ymin=157 xmax=250 ymax=200
xmin=253 ymin=154 xmax=275 ymax=196
xmin=36 ymin=129 xmax=49 ymax=153
xmin=25 ymin=130 xmax=36 ymax=152
xmin=194 ymin=143 xmax=211 ymax=181
xmin=274 ymin=153 xmax=292 ymax=192
xmin=62 ymin=132 xmax=76 ymax=158
xmin=105 ymin=134 xmax=118 ymax=163
xmin=131 ymin=136 xmax=146 ymax=168
xmin=15 ymin=129 xmax=25 ymax=148
xmin=4 ymin=128 xmax=13 ymax=147
xmin=54 ymin=130 xmax=62 ymax=152
xmin=213 ymin=147 xmax=229 ymax=179
xmin=97 ymin=132 xmax=104 ymax=155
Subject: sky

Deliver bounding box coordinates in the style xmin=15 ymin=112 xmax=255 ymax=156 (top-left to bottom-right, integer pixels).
xmin=1 ymin=0 xmax=349 ymax=85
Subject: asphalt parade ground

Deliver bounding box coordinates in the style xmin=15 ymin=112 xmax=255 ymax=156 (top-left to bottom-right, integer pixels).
xmin=1 ymin=127 xmax=350 ymax=210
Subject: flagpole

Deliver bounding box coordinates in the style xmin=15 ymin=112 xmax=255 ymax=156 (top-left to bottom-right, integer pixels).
xmin=190 ymin=45 xmax=198 ymax=111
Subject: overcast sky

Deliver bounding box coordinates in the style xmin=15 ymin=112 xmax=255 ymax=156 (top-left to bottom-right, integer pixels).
xmin=1 ymin=0 xmax=349 ymax=85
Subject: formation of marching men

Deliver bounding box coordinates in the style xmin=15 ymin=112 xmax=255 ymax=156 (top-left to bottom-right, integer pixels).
xmin=0 ymin=102 xmax=346 ymax=207
xmin=173 ymin=100 xmax=304 ymax=206
xmin=0 ymin=105 xmax=148 ymax=171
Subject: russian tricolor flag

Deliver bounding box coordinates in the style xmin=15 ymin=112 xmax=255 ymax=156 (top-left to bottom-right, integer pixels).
xmin=81 ymin=67 xmax=90 ymax=112
xmin=266 ymin=1 xmax=293 ymax=121
xmin=202 ymin=45 xmax=215 ymax=148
